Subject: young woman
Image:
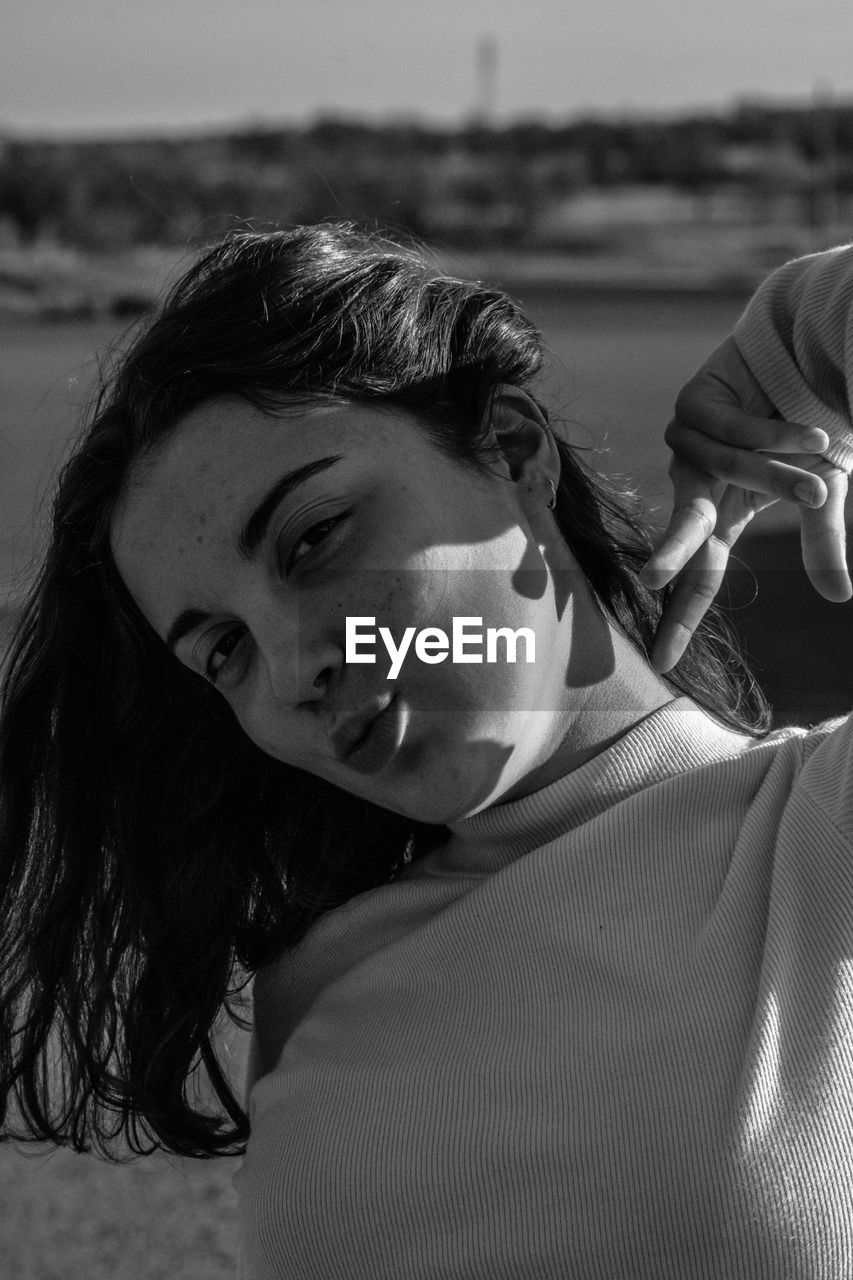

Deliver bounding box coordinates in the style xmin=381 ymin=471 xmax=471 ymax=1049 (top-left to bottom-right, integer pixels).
xmin=1 ymin=225 xmax=852 ymax=1278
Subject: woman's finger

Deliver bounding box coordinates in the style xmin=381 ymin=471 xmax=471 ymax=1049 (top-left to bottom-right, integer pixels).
xmin=649 ymin=527 xmax=733 ymax=673
xmin=800 ymin=467 xmax=852 ymax=601
xmin=641 ymin=459 xmax=723 ymax=590
xmin=648 ymin=484 xmax=758 ymax=673
xmin=663 ymin=422 xmax=829 ymax=508
xmin=667 ymin=404 xmax=829 ymax=457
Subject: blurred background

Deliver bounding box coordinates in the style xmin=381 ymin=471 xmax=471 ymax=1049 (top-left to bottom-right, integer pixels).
xmin=2 ymin=2 xmax=853 ymax=1275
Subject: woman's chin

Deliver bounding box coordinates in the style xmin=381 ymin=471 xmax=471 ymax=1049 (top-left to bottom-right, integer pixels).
xmin=370 ymin=735 xmax=524 ymax=825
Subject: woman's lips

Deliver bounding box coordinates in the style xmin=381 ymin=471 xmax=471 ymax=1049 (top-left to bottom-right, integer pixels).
xmin=336 ymin=696 xmax=405 ymax=776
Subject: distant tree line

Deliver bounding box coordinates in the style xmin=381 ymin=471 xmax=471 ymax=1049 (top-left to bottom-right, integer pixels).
xmin=1 ymin=102 xmax=852 ymax=251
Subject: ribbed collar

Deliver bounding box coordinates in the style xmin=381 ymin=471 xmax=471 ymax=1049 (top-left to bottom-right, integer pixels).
xmin=412 ymin=698 xmax=754 ymax=878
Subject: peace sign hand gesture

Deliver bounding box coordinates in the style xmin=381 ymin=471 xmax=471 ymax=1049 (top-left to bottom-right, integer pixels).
xmin=640 ymin=335 xmax=851 ymax=675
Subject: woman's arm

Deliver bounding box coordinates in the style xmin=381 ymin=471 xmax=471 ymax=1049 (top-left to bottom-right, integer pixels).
xmin=642 ymin=245 xmax=853 ymax=673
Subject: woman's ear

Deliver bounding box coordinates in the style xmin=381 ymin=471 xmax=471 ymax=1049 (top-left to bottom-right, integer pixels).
xmin=481 ymin=384 xmax=561 ymax=492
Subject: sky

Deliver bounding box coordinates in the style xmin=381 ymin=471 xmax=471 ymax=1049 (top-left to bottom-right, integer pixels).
xmin=2 ymin=0 xmax=852 ymax=136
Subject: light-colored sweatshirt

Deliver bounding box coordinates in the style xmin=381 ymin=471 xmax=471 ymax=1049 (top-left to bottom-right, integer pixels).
xmin=734 ymin=242 xmax=853 ymax=473
xmin=235 ymin=247 xmax=853 ymax=1279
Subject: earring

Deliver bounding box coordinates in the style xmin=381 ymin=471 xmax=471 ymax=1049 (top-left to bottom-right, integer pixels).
xmin=546 ymin=478 xmax=557 ymax=510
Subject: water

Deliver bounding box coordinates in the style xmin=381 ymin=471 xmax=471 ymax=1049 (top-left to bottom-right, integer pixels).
xmin=0 ymin=315 xmax=132 ymax=610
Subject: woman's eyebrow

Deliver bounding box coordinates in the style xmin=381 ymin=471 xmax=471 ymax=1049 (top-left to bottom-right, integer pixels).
xmin=164 ymin=454 xmax=343 ymax=653
xmin=237 ymin=455 xmax=343 ymax=560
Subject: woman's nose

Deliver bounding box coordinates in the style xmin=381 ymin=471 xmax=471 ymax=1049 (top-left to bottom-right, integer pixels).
xmin=256 ymin=612 xmax=340 ymax=707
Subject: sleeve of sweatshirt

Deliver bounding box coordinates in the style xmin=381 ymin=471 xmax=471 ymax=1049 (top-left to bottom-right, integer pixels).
xmin=733 ymin=243 xmax=853 ymax=473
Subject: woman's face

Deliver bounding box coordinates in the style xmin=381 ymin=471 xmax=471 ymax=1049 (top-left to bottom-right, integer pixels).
xmin=111 ymin=394 xmax=614 ymax=823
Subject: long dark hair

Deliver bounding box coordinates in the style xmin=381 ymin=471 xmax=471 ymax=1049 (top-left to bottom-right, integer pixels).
xmin=0 ymin=224 xmax=769 ymax=1161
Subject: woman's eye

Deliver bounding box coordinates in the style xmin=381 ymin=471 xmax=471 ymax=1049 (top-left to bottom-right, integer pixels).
xmin=204 ymin=626 xmax=248 ymax=684
xmin=287 ymin=514 xmax=348 ymax=571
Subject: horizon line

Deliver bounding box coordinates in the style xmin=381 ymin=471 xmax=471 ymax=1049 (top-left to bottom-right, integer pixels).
xmin=3 ymin=90 xmax=852 ymax=145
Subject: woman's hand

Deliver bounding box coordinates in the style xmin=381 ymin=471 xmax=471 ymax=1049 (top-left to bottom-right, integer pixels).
xmin=640 ymin=335 xmax=851 ymax=674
